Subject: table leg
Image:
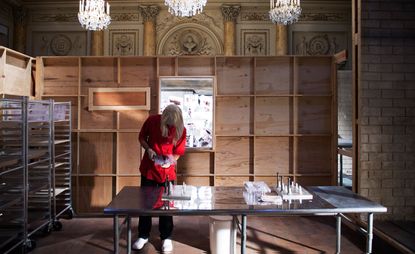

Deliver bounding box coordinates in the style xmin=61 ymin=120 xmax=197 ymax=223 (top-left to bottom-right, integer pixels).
xmin=336 ymin=213 xmax=341 ymax=254
xmin=241 ymin=215 xmax=247 ymax=254
xmin=127 ymin=215 xmax=131 ymax=254
xmin=366 ymin=213 xmax=374 ymax=254
xmin=114 ymin=215 xmax=119 ymax=254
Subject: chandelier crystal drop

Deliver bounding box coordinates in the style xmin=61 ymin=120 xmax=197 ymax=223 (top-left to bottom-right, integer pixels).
xmin=78 ymin=0 xmax=111 ymax=31
xmin=164 ymin=0 xmax=207 ymax=17
xmin=269 ymin=0 xmax=302 ymax=25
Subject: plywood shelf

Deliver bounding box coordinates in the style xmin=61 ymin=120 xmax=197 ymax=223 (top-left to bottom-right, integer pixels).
xmin=36 ymin=55 xmax=336 ymax=213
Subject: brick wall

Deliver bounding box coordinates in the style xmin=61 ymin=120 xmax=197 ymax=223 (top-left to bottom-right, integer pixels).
xmin=361 ymin=0 xmax=415 ymax=220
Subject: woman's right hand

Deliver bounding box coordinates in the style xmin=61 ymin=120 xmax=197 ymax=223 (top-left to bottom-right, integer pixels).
xmin=147 ymin=148 xmax=156 ymax=161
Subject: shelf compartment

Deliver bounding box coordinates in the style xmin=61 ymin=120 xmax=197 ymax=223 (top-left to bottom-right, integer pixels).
xmin=176 ymin=176 xmax=211 ymax=186
xmin=117 ymin=133 xmax=140 ymax=175
xmin=215 ymin=96 xmax=252 ymax=136
xmin=118 ymin=110 xmax=149 ymax=130
xmin=177 ymin=152 xmax=213 ymax=175
xmin=254 ymin=137 xmax=292 ymax=175
xmin=119 ymin=57 xmax=157 ymax=87
xmin=42 ymin=57 xmax=79 ymax=96
xmin=116 ymin=176 xmax=140 ymax=193
xmin=296 ymin=97 xmax=332 ymax=135
xmin=215 ymin=137 xmax=250 ymax=175
xmin=296 ymin=136 xmax=332 ymax=175
xmin=158 ymin=57 xmax=176 ymax=76
xmin=215 ymin=176 xmax=250 ymax=186
xmin=255 ymin=57 xmax=293 ymax=95
xmin=178 ymin=57 xmax=215 ymax=76
xmin=81 ymin=57 xmax=118 ymax=95
xmin=295 ymin=57 xmax=332 ymax=95
xmin=78 ymin=176 xmax=113 ymax=213
xmin=80 ymin=96 xmax=116 ymax=130
xmin=79 ymin=132 xmax=114 ymax=174
xmin=255 ymin=97 xmax=292 ymax=135
xmin=216 ymin=57 xmax=253 ymax=95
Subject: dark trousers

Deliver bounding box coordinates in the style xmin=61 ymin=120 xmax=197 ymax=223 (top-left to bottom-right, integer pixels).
xmin=138 ymin=176 xmax=173 ymax=240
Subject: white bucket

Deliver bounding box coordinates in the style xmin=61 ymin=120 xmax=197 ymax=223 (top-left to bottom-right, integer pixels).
xmin=209 ymin=216 xmax=237 ymax=254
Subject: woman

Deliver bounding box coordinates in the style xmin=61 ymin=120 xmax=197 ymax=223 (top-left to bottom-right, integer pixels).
xmin=133 ymin=104 xmax=186 ymax=253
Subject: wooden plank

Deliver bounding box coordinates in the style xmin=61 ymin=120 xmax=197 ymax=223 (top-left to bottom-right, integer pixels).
xmin=80 ymin=57 xmax=118 ymax=95
xmin=216 ymin=57 xmax=253 ymax=95
xmin=297 ymin=97 xmax=331 ymax=134
xmin=177 ymin=152 xmax=212 ymax=175
xmin=80 ymin=96 xmax=116 ymax=129
xmin=254 ymin=137 xmax=291 ymax=175
xmin=215 ymin=176 xmax=249 ymax=186
xmin=42 ymin=57 xmax=79 ymax=95
xmin=254 ymin=176 xmax=277 ymax=187
xmin=119 ymin=57 xmax=156 ymax=87
xmin=118 ymin=110 xmax=148 ymax=130
xmin=215 ymin=96 xmax=251 ymax=135
xmin=255 ymin=97 xmax=291 ymax=135
xmin=79 ymin=132 xmax=114 ymax=174
xmin=78 ymin=176 xmax=113 ymax=213
xmin=296 ymin=136 xmax=331 ymax=174
xmin=296 ymin=57 xmax=331 ymax=95
xmin=176 ymin=176 xmax=210 ymax=186
xmin=215 ymin=137 xmax=250 ymax=174
xmin=296 ymin=176 xmax=331 ymax=186
xmin=158 ymin=57 xmax=176 ymax=76
xmin=89 ymin=87 xmax=150 ymax=110
xmin=255 ymin=57 xmax=293 ymax=95
xmin=178 ymin=57 xmax=215 ymax=76
xmin=116 ymin=176 xmax=140 ymax=193
xmin=117 ymin=132 xmax=140 ymax=175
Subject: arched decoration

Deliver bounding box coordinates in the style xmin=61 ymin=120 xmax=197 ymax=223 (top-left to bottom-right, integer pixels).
xmin=157 ymin=23 xmax=223 ymax=56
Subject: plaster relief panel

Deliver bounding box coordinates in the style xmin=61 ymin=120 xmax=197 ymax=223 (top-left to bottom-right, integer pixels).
xmin=32 ymin=32 xmax=87 ymax=56
xmin=293 ymin=32 xmax=347 ymax=56
xmin=109 ymin=29 xmax=139 ymax=56
xmin=241 ymin=30 xmax=269 ymax=56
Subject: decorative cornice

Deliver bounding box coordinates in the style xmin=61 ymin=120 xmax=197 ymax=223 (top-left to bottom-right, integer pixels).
xmin=221 ymin=5 xmax=241 ymax=22
xmin=240 ymin=11 xmax=269 ymax=22
xmin=139 ymin=5 xmax=159 ymax=22
xmin=32 ymin=13 xmax=77 ymax=22
xmin=111 ymin=13 xmax=139 ymax=22
xmin=300 ymin=12 xmax=348 ymax=22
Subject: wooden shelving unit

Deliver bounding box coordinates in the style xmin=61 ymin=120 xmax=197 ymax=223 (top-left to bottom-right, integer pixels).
xmin=36 ymin=55 xmax=336 ymax=214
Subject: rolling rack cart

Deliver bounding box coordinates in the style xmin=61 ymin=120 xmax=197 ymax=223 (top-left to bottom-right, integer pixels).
xmin=51 ymin=102 xmax=73 ymax=230
xmin=25 ymin=99 xmax=53 ymax=250
xmin=0 ymin=97 xmax=27 ymax=254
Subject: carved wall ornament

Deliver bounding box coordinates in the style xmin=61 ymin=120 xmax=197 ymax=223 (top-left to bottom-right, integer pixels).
xmin=32 ymin=13 xmax=78 ymax=22
xmin=50 ymin=34 xmax=72 ymax=56
xmin=241 ymin=30 xmax=269 ymax=56
xmin=240 ymin=12 xmax=269 ymax=22
xmin=300 ymin=12 xmax=348 ymax=22
xmin=139 ymin=5 xmax=160 ymax=22
xmin=221 ymin=5 xmax=241 ymax=22
xmin=158 ymin=24 xmax=222 ymax=56
xmin=111 ymin=13 xmax=140 ymax=22
xmin=294 ymin=33 xmax=344 ymax=56
xmin=109 ymin=29 xmax=138 ymax=56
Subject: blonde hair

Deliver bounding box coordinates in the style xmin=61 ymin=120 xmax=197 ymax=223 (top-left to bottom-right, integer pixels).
xmin=161 ymin=104 xmax=184 ymax=143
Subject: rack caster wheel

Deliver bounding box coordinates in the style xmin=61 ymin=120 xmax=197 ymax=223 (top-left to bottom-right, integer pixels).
xmin=66 ymin=207 xmax=74 ymax=219
xmin=25 ymin=239 xmax=36 ymax=252
xmin=41 ymin=224 xmax=52 ymax=236
xmin=53 ymin=220 xmax=63 ymax=231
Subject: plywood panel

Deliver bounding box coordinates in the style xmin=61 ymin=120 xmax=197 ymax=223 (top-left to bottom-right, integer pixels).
xmin=119 ymin=110 xmax=148 ymax=130
xmin=89 ymin=87 xmax=150 ymax=110
xmin=72 ymin=133 xmax=78 ymax=174
xmin=296 ymin=57 xmax=331 ymax=95
xmin=254 ymin=176 xmax=277 ymax=187
xmin=255 ymin=57 xmax=292 ymax=95
xmin=215 ymin=137 xmax=250 ymax=174
xmin=120 ymin=58 xmax=157 ymax=87
xmin=176 ymin=176 xmax=210 ymax=186
xmin=215 ymin=96 xmax=252 ymax=135
xmin=80 ymin=96 xmax=116 ymax=129
xmin=255 ymin=137 xmax=291 ymax=175
xmin=117 ymin=133 xmax=140 ymax=175
xmin=296 ymin=137 xmax=331 ymax=174
xmin=255 ymin=97 xmax=292 ymax=135
xmin=215 ymin=176 xmax=249 ymax=186
xmin=296 ymin=176 xmax=331 ymax=186
xmin=79 ymin=132 xmax=114 ymax=174
xmin=177 ymin=152 xmax=212 ymax=175
xmin=297 ymin=97 xmax=331 ymax=134
xmin=78 ymin=176 xmax=113 ymax=213
xmin=117 ymin=176 xmax=140 ymax=193
xmin=158 ymin=57 xmax=176 ymax=76
xmin=43 ymin=58 xmax=78 ymax=95
xmin=216 ymin=57 xmax=253 ymax=95
xmin=178 ymin=57 xmax=214 ymax=76
xmin=81 ymin=58 xmax=117 ymax=95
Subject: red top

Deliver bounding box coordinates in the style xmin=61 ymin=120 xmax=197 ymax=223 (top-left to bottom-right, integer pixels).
xmin=139 ymin=115 xmax=186 ymax=183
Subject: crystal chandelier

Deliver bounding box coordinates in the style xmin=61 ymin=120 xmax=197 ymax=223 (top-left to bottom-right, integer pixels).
xmin=78 ymin=0 xmax=111 ymax=31
xmin=165 ymin=0 xmax=207 ymax=17
xmin=269 ymin=0 xmax=302 ymax=25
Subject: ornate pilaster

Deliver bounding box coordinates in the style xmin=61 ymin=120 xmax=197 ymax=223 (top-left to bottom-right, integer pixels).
xmin=91 ymin=31 xmax=104 ymax=56
xmin=13 ymin=7 xmax=27 ymax=53
xmin=275 ymin=24 xmax=288 ymax=55
xmin=221 ymin=5 xmax=240 ymax=56
xmin=139 ymin=5 xmax=159 ymax=56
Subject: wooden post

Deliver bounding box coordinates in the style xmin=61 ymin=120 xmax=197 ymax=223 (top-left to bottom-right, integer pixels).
xmin=221 ymin=5 xmax=241 ymax=56
xmin=139 ymin=5 xmax=160 ymax=56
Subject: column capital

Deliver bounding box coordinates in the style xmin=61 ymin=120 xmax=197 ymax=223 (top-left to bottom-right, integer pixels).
xmin=139 ymin=5 xmax=160 ymax=22
xmin=221 ymin=5 xmax=241 ymax=22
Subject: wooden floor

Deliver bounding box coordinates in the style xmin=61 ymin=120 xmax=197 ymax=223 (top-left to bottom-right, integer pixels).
xmin=24 ymin=216 xmax=400 ymax=254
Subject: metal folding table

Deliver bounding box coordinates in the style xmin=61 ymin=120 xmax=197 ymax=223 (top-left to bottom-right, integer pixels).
xmin=104 ymin=186 xmax=386 ymax=254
